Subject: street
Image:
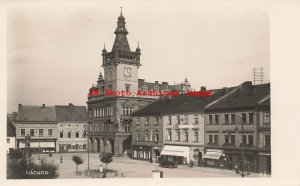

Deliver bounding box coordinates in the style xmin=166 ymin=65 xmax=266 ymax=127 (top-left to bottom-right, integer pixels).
xmin=29 ymin=153 xmax=264 ymax=178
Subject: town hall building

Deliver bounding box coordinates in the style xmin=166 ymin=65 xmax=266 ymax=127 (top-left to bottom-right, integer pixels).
xmin=86 ymin=10 xmax=191 ymax=157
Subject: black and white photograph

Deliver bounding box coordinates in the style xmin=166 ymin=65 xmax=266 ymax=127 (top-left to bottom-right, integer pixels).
xmin=1 ymin=0 xmax=300 ymax=185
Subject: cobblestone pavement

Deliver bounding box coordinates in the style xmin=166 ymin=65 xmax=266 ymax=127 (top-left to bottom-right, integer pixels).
xmin=29 ymin=153 xmax=267 ymax=179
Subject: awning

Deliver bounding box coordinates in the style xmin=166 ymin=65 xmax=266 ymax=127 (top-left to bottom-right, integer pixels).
xmin=160 ymin=145 xmax=190 ymax=161
xmin=19 ymin=142 xmax=55 ymax=148
xmin=203 ymin=149 xmax=223 ymax=160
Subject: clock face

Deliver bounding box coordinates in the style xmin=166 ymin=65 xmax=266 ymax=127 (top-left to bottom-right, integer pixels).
xmin=124 ymin=67 xmax=131 ymax=77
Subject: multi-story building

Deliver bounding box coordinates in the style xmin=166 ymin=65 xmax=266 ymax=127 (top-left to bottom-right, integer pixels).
xmin=15 ymin=104 xmax=58 ymax=153
xmin=7 ymin=113 xmax=17 ymax=153
xmin=256 ymin=95 xmax=271 ymax=174
xmin=55 ymin=103 xmax=88 ymax=152
xmin=131 ymin=87 xmax=231 ymax=164
xmin=86 ymin=10 xmax=191 ymax=157
xmin=203 ymin=81 xmax=270 ymax=172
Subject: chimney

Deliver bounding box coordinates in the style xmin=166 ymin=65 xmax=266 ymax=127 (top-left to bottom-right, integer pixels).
xmin=242 ymin=81 xmax=252 ymax=87
xmin=69 ymin=103 xmax=74 ymax=106
xmin=201 ymin=86 xmax=206 ymax=91
xmin=18 ymin=104 xmax=22 ymax=110
xmin=42 ymin=104 xmax=46 ymax=108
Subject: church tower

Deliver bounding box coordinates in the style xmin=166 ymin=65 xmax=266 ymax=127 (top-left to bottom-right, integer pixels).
xmin=102 ymin=9 xmax=141 ymax=93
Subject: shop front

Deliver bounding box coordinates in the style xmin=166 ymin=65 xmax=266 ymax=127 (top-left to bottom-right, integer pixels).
xmin=257 ymin=152 xmax=271 ymax=174
xmin=222 ymin=149 xmax=257 ymax=172
xmin=203 ymin=149 xmax=224 ymax=167
xmin=132 ymin=145 xmax=151 ymax=160
xmin=160 ymin=145 xmax=190 ymax=165
xmin=18 ymin=139 xmax=56 ymax=153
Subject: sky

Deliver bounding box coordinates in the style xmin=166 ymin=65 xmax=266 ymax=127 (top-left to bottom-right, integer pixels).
xmin=7 ymin=2 xmax=269 ymax=113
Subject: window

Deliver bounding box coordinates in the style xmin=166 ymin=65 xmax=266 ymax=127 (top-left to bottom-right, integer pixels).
xmin=225 ymin=114 xmax=229 ymax=123
xmin=194 ymin=115 xmax=198 ymax=124
xmin=215 ymin=115 xmax=219 ymax=124
xmin=136 ymin=134 xmax=140 ymax=141
xmin=167 ymin=130 xmax=172 ymax=141
xmin=145 ymin=118 xmax=149 ymax=125
xmin=248 ymin=135 xmax=253 ymax=146
xmin=265 ymin=135 xmax=270 ymax=146
xmin=184 ymin=131 xmax=188 ymax=142
xmin=108 ymin=123 xmax=113 ymax=132
xmin=168 ymin=116 xmax=172 ymax=125
xmin=176 ymin=130 xmax=180 ymax=141
xmin=145 ymin=133 xmax=149 ymax=141
xmin=30 ymin=129 xmax=35 ymax=136
xmin=76 ymin=132 xmax=79 ymax=138
xmin=68 ymin=132 xmax=71 ymax=138
xmin=194 ymin=131 xmax=199 ymax=142
xmin=95 ymin=123 xmax=100 ymax=132
xmin=264 ymin=112 xmax=270 ymax=123
xmin=123 ymin=107 xmax=133 ymax=115
xmin=231 ymin=114 xmax=236 ymax=124
xmin=125 ymin=84 xmax=131 ymax=92
xmin=209 ymin=135 xmax=213 ymax=143
xmin=249 ymin=113 xmax=254 ymax=123
xmin=242 ymin=113 xmax=247 ymax=123
xmin=242 ymin=135 xmax=247 ymax=144
xmin=21 ymin=129 xmax=25 ymax=136
xmin=7 ymin=138 xmax=10 ymax=143
xmin=230 ymin=135 xmax=235 ymax=144
xmin=213 ymin=135 xmax=218 ymax=144
xmin=177 ymin=116 xmax=180 ymax=124
xmin=60 ymin=132 xmax=63 ymax=138
xmin=154 ymin=133 xmax=159 ymax=142
xmin=39 ymin=129 xmax=44 ymax=136
xmin=137 ymin=118 xmax=140 ymax=125
xmin=83 ymin=144 xmax=87 ymax=149
xmin=83 ymin=130 xmax=86 ymax=138
xmin=209 ymin=115 xmax=213 ymax=124
xmin=225 ymin=135 xmax=229 ymax=143
xmin=125 ymin=123 xmax=131 ymax=132
xmin=183 ymin=115 xmax=188 ymax=124
xmin=48 ymin=129 xmax=53 ymax=136
xmin=155 ymin=117 xmax=159 ymax=125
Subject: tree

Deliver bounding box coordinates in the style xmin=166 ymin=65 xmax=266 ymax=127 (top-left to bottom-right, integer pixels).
xmin=72 ymin=155 xmax=84 ymax=176
xmin=100 ymin=153 xmax=113 ymax=169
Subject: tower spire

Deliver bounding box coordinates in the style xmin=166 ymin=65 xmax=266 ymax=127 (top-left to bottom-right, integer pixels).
xmin=120 ymin=6 xmax=123 ymax=15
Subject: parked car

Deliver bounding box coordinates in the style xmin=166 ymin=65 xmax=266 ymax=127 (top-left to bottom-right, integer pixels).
xmin=159 ymin=159 xmax=178 ymax=168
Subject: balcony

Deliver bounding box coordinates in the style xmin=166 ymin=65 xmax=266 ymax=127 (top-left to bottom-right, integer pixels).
xmin=206 ymin=142 xmax=219 ymax=147
xmin=120 ymin=115 xmax=132 ymax=121
xmin=206 ymin=124 xmax=220 ymax=132
xmin=258 ymin=145 xmax=271 ymax=151
xmin=258 ymin=123 xmax=271 ymax=131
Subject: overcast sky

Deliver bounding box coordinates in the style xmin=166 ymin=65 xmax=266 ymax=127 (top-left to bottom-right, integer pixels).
xmin=7 ymin=2 xmax=269 ymax=113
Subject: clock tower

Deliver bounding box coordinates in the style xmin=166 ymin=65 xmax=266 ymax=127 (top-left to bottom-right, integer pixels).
xmin=102 ymin=10 xmax=141 ymax=93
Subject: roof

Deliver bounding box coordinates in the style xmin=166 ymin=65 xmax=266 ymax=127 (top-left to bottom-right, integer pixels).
xmin=205 ymin=82 xmax=270 ymax=112
xmin=132 ymin=88 xmax=234 ymax=116
xmin=7 ymin=114 xmax=16 ymax=137
xmin=16 ymin=105 xmax=57 ymax=122
xmin=55 ymin=104 xmax=88 ymax=122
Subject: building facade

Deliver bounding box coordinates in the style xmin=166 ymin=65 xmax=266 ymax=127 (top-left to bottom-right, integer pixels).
xmin=86 ymin=11 xmax=191 ymax=157
xmin=7 ymin=113 xmax=17 ymax=153
xmin=132 ymin=89 xmax=229 ymax=165
xmin=203 ymin=82 xmax=270 ymax=173
xmin=256 ymin=96 xmax=271 ymax=174
xmin=15 ymin=104 xmax=58 ymax=153
xmin=55 ymin=104 xmax=88 ymax=152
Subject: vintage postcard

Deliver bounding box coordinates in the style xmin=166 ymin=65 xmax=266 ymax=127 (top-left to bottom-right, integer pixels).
xmin=1 ymin=0 xmax=300 ymax=186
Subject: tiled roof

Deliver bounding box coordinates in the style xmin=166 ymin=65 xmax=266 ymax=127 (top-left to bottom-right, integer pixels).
xmin=258 ymin=96 xmax=270 ymax=107
xmin=55 ymin=104 xmax=88 ymax=122
xmin=132 ymin=88 xmax=233 ymax=116
xmin=205 ymin=82 xmax=270 ymax=112
xmin=16 ymin=105 xmax=57 ymax=122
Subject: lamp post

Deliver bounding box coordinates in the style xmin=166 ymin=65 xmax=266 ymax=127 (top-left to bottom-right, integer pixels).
xmin=234 ymin=116 xmax=250 ymax=178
